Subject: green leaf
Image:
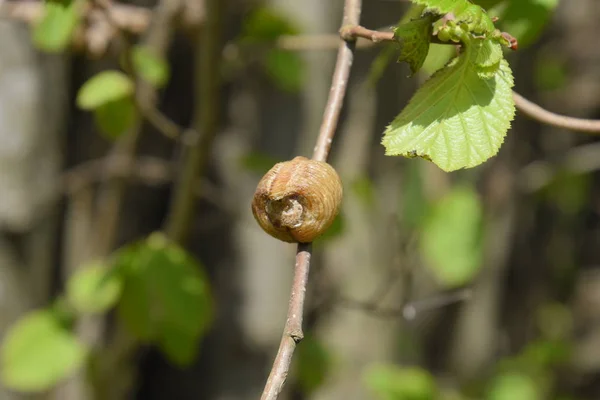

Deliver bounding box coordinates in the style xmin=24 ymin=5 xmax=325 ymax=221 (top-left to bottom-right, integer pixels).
xmin=157 ymin=325 xmax=200 ymax=366
xmin=382 ymin=39 xmax=515 ymax=172
xmin=1 ymin=310 xmax=87 ymax=392
xmin=131 ymin=46 xmax=170 ymax=88
xmin=66 ymin=263 xmax=123 ymax=314
xmin=116 ymin=233 xmax=213 ymax=366
xmin=94 ymin=97 xmax=137 ymax=141
xmin=412 ymin=0 xmax=472 ymax=15
xmin=474 ymin=39 xmax=503 ymax=68
xmin=487 ymin=373 xmax=541 ymax=400
xmin=394 ymin=15 xmax=434 ymax=75
xmin=294 ymin=335 xmax=331 ymax=394
xmin=472 ymin=0 xmax=505 ymax=9
xmin=32 ymin=1 xmax=79 ymax=52
xmin=421 ymin=186 xmax=483 ymax=287
xmin=264 ymin=49 xmax=304 ymax=93
xmin=240 ymin=7 xmax=299 ymax=42
xmin=364 ymin=364 xmax=437 ymax=400
xmin=420 ymin=43 xmax=456 ymax=76
xmin=415 ymin=0 xmax=496 ymax=35
xmin=77 ymin=71 xmax=135 ymax=110
xmin=497 ymin=0 xmax=559 ymax=49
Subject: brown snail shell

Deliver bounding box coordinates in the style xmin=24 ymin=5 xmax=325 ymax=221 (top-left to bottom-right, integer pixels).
xmin=251 ymin=156 xmax=343 ymax=243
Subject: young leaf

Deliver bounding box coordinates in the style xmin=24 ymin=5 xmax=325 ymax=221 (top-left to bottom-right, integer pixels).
xmin=411 ymin=0 xmax=472 ymax=15
xmin=1 ymin=310 xmax=87 ymax=392
xmin=94 ymin=97 xmax=137 ymax=140
xmin=420 ymin=43 xmax=456 ymax=77
xmin=420 ymin=186 xmax=483 ymax=287
xmin=394 ymin=14 xmax=434 ymax=75
xmin=131 ymin=46 xmax=170 ymax=88
xmin=66 ymin=263 xmax=124 ymax=314
xmin=116 ymin=233 xmax=213 ymax=366
xmin=415 ymin=0 xmax=496 ymax=35
xmin=77 ymin=71 xmax=134 ymax=110
xmin=487 ymin=373 xmax=541 ymax=400
xmin=33 ymin=1 xmax=79 ymax=52
xmin=382 ymin=39 xmax=515 ymax=172
xmin=364 ymin=364 xmax=437 ymax=400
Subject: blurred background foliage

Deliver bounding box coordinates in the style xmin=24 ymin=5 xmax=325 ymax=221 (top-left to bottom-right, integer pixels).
xmin=0 ymin=0 xmax=599 ymax=399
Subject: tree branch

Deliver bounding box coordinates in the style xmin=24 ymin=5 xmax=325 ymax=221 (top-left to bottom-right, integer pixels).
xmin=339 ymin=26 xmax=600 ymax=134
xmin=340 ymin=24 xmax=394 ymax=43
xmin=512 ymin=91 xmax=600 ymax=133
xmin=260 ymin=1 xmax=362 ymax=399
xmin=164 ymin=0 xmax=223 ymax=243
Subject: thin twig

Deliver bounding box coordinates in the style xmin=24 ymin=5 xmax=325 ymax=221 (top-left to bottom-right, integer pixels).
xmin=339 ymin=288 xmax=473 ymax=320
xmin=513 ymin=91 xmax=600 ymax=133
xmin=340 ymin=24 xmax=394 ymax=43
xmin=260 ymin=1 xmax=362 ymax=399
xmin=0 ymin=0 xmax=152 ymax=33
xmin=164 ymin=0 xmax=223 ymax=243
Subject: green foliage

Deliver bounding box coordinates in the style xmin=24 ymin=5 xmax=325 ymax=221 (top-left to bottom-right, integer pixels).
xmin=116 ymin=233 xmax=213 ymax=366
xmin=382 ymin=37 xmax=515 ymax=171
xmin=66 ymin=263 xmax=123 ymax=314
xmin=495 ymin=0 xmax=559 ymax=49
xmin=241 ymin=7 xmax=299 ymax=41
xmin=1 ymin=310 xmax=87 ymax=392
xmin=264 ymin=49 xmax=304 ymax=93
xmin=294 ymin=335 xmax=331 ymax=394
xmin=420 ymin=186 xmax=483 ymax=287
xmin=487 ymin=373 xmax=541 ymax=400
xmin=420 ymin=44 xmax=456 ymax=76
xmin=394 ymin=15 xmax=434 ymax=75
xmin=77 ymin=71 xmax=134 ymax=110
xmin=240 ymin=7 xmax=305 ymax=93
xmin=131 ymin=45 xmax=170 ymax=88
xmin=415 ymin=0 xmax=496 ymax=36
xmin=412 ymin=0 xmax=472 ymax=14
xmin=364 ymin=364 xmax=437 ymax=400
xmin=472 ymin=0 xmax=505 ymax=9
xmin=33 ymin=0 xmax=80 ymax=52
xmin=94 ymin=97 xmax=137 ymax=140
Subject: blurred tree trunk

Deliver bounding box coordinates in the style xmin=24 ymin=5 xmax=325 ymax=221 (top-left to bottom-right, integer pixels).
xmin=0 ymin=20 xmax=67 ymax=400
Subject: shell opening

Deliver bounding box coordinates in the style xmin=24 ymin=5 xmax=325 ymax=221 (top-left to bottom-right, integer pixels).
xmin=265 ymin=196 xmax=304 ymax=229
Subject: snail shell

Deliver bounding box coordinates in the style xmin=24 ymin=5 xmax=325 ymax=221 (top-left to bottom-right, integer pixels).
xmin=251 ymin=156 xmax=343 ymax=243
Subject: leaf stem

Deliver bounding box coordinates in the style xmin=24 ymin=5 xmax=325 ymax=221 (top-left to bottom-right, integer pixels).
xmin=260 ymin=1 xmax=362 ymax=398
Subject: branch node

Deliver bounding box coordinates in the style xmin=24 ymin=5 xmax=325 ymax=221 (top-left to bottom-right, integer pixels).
xmin=339 ymin=25 xmax=358 ymax=42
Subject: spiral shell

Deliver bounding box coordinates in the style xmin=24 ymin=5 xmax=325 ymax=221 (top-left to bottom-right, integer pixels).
xmin=251 ymin=156 xmax=343 ymax=243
